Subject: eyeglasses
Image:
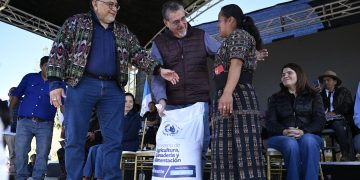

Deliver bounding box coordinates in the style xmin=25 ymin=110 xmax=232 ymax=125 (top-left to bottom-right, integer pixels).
xmin=168 ymin=16 xmax=187 ymax=27
xmin=96 ymin=0 xmax=120 ymax=11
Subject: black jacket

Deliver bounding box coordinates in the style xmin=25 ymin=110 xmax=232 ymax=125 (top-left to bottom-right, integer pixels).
xmin=321 ymin=87 xmax=354 ymax=123
xmin=266 ymin=88 xmax=326 ymax=136
xmin=123 ymin=111 xmax=142 ymax=152
xmin=321 ymin=86 xmax=360 ymax=135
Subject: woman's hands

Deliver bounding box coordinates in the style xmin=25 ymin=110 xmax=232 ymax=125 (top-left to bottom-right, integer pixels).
xmin=217 ymin=59 xmax=242 ymax=117
xmin=218 ymin=92 xmax=233 ymax=116
xmin=283 ymin=127 xmax=304 ymax=139
xmin=255 ymin=49 xmax=269 ymax=62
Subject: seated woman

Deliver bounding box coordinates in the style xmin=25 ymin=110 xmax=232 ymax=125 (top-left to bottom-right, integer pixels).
xmin=83 ymin=93 xmax=142 ymax=179
xmin=122 ymin=93 xmax=142 ymax=152
xmin=266 ymin=63 xmax=326 ymax=180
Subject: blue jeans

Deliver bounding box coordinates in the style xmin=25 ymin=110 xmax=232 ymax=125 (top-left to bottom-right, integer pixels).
xmin=83 ymin=144 xmax=104 ymax=178
xmin=95 ymin=145 xmax=104 ymax=178
xmin=3 ymin=134 xmax=16 ymax=174
xmin=83 ymin=144 xmax=100 ymax=177
xmin=268 ymin=134 xmax=323 ymax=180
xmin=166 ymin=102 xmax=210 ymax=168
xmin=15 ymin=119 xmax=54 ymax=180
xmin=64 ymin=76 xmax=124 ymax=180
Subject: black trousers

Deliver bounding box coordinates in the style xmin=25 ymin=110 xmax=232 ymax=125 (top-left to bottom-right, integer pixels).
xmin=326 ymin=120 xmax=356 ymax=160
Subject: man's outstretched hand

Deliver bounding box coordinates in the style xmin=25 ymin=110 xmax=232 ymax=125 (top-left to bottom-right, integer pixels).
xmin=160 ymin=68 xmax=179 ymax=85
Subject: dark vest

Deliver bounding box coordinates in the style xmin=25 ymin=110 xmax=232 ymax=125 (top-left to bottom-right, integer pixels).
xmin=155 ymin=27 xmax=209 ymax=105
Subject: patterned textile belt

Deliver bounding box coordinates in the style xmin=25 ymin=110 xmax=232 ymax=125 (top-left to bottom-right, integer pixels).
xmin=18 ymin=116 xmax=46 ymax=122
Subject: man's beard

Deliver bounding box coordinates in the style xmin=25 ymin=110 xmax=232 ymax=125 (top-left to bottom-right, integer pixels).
xmin=177 ymin=30 xmax=187 ymax=38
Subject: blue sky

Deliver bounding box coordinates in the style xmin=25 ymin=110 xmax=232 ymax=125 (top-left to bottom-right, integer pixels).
xmin=0 ymin=0 xmax=289 ymax=100
xmin=190 ymin=0 xmax=290 ymax=25
xmin=0 ymin=22 xmax=53 ymax=100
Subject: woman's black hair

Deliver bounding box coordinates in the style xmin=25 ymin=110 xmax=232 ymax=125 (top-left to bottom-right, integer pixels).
xmin=220 ymin=4 xmax=263 ymax=50
xmin=279 ymin=63 xmax=315 ymax=94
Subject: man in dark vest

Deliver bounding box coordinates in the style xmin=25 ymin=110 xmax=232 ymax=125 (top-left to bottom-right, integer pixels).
xmin=150 ymin=0 xmax=219 ymax=168
xmin=150 ymin=0 xmax=269 ymax=168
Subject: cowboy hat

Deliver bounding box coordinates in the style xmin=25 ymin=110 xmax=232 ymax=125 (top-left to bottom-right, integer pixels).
xmin=318 ymin=70 xmax=342 ymax=86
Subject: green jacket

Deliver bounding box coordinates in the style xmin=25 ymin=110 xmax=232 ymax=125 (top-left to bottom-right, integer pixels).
xmin=47 ymin=12 xmax=158 ymax=87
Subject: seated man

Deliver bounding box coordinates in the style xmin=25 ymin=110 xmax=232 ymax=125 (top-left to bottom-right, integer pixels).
xmin=143 ymin=101 xmax=161 ymax=149
xmin=28 ymin=154 xmax=36 ymax=176
xmin=319 ymin=70 xmax=356 ymax=161
xmin=85 ymin=110 xmax=103 ymax=156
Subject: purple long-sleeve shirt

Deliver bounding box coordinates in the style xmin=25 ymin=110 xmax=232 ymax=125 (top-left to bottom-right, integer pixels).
xmin=354 ymin=82 xmax=360 ymax=128
xmin=150 ymin=32 xmax=221 ymax=102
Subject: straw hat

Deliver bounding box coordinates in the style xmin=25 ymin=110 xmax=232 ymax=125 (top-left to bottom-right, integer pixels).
xmin=318 ymin=70 xmax=342 ymax=86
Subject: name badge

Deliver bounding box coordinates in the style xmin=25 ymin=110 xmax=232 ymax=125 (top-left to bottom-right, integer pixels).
xmin=214 ymin=65 xmax=224 ymax=75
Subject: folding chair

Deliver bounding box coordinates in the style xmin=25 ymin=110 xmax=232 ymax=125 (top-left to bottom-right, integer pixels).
xmin=266 ymin=148 xmax=324 ymax=180
xmin=321 ymin=128 xmax=340 ymax=161
xmin=120 ymin=151 xmax=136 ymax=179
xmin=133 ymin=118 xmax=155 ymax=180
xmin=120 ymin=118 xmax=147 ymax=179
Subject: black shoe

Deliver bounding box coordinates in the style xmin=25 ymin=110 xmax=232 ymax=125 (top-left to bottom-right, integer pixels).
xmin=58 ymin=173 xmax=67 ymax=180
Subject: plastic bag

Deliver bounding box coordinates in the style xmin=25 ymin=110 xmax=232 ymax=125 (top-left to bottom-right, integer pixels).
xmin=152 ymin=102 xmax=205 ymax=179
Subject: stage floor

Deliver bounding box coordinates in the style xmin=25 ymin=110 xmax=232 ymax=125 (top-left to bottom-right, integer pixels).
xmin=321 ymin=161 xmax=360 ymax=180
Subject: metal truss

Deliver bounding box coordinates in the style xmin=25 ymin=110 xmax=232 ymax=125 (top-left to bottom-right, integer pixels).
xmin=186 ymin=0 xmax=223 ymax=24
xmin=206 ymin=0 xmax=360 ymax=42
xmin=2 ymin=0 xmax=360 ymax=94
xmin=0 ymin=0 xmax=60 ymax=40
xmin=2 ymin=0 xmax=359 ymax=45
xmin=144 ymin=0 xmax=222 ymax=48
xmin=125 ymin=66 xmax=138 ymax=96
xmin=0 ymin=0 xmax=9 ymax=11
xmin=256 ymin=0 xmax=360 ymax=39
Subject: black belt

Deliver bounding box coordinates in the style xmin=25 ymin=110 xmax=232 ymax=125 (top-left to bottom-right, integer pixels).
xmin=214 ymin=70 xmax=253 ymax=90
xmin=85 ymin=72 xmax=116 ymax=81
xmin=18 ymin=116 xmax=46 ymax=122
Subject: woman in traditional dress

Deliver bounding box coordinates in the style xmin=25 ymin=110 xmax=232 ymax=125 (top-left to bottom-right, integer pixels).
xmin=211 ymin=4 xmax=266 ymax=179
